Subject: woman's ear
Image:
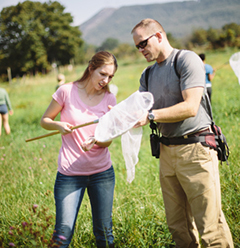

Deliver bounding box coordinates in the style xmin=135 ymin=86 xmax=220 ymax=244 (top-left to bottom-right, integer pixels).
xmin=88 ymin=65 xmax=92 ymax=72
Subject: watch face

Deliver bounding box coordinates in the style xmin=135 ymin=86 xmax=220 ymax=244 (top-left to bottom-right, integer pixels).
xmin=148 ymin=112 xmax=155 ymax=121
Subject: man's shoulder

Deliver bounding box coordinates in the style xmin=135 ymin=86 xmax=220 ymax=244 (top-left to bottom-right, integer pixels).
xmin=177 ymin=50 xmax=203 ymax=70
xmin=178 ymin=49 xmax=199 ymax=61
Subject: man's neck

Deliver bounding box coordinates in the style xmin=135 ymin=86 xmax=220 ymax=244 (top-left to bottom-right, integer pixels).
xmin=156 ymin=45 xmax=174 ymax=64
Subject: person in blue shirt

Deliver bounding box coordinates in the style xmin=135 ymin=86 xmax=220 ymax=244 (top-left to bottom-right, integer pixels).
xmin=199 ymin=53 xmax=215 ymax=102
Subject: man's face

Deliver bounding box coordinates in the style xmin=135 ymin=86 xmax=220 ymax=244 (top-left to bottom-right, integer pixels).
xmin=132 ymin=28 xmax=159 ymax=62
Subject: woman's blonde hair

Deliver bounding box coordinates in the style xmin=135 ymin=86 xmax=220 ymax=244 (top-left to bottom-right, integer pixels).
xmin=76 ymin=51 xmax=118 ymax=92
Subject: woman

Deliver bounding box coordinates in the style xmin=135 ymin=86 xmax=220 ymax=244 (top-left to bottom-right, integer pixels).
xmin=0 ymin=88 xmax=13 ymax=136
xmin=41 ymin=51 xmax=118 ymax=248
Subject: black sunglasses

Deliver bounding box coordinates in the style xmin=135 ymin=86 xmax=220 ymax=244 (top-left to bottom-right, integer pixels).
xmin=135 ymin=34 xmax=156 ymax=49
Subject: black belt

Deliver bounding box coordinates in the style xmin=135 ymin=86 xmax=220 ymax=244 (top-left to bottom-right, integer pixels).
xmin=160 ymin=128 xmax=211 ymax=146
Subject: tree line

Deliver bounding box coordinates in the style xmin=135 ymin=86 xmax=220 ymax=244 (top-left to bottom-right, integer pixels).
xmin=1 ymin=1 xmax=240 ymax=82
xmin=0 ymin=1 xmax=83 ymax=81
xmin=81 ymin=22 xmax=240 ymax=63
xmin=187 ymin=22 xmax=240 ymax=49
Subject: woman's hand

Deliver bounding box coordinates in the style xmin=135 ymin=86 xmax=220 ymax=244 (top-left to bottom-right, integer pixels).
xmin=81 ymin=136 xmax=96 ymax=151
xmin=57 ymin=122 xmax=74 ymax=135
xmin=133 ymin=112 xmax=149 ymax=128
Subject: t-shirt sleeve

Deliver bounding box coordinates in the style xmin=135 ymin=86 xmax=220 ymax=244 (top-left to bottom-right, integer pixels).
xmin=205 ymin=64 xmax=214 ymax=74
xmin=52 ymin=84 xmax=68 ymax=107
xmin=177 ymin=51 xmax=205 ymax=91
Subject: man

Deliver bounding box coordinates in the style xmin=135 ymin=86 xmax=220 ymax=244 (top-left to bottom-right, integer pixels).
xmin=199 ymin=53 xmax=215 ymax=102
xmin=131 ymin=19 xmax=233 ymax=248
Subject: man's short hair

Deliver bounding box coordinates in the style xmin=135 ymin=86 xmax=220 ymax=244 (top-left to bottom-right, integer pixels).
xmin=131 ymin=18 xmax=165 ymax=34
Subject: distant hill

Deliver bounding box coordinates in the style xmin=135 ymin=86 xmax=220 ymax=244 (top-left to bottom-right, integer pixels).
xmin=80 ymin=0 xmax=240 ymax=46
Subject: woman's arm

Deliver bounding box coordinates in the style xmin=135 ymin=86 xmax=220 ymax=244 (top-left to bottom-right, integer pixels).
xmin=81 ymin=137 xmax=112 ymax=152
xmin=40 ymin=99 xmax=73 ymax=135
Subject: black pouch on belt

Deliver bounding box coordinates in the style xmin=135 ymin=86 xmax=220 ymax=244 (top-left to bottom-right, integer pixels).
xmin=149 ymin=121 xmax=160 ymax=159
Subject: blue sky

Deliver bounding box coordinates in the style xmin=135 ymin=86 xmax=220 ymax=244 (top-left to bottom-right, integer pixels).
xmin=0 ymin=0 xmax=193 ymax=26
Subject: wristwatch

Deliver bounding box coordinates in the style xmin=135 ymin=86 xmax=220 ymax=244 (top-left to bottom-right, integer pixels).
xmin=148 ymin=110 xmax=155 ymax=121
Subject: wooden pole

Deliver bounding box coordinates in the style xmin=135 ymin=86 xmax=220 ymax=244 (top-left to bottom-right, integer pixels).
xmin=25 ymin=120 xmax=99 ymax=142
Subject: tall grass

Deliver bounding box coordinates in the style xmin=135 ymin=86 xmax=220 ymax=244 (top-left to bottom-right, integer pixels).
xmin=0 ymin=49 xmax=240 ymax=247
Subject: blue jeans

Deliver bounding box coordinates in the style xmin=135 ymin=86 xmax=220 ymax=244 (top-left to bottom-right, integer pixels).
xmin=53 ymin=166 xmax=115 ymax=248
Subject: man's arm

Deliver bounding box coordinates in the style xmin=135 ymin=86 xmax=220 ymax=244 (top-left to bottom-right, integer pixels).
xmin=134 ymin=87 xmax=204 ymax=127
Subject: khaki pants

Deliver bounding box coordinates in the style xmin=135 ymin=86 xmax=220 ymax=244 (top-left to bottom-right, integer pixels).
xmin=159 ymin=143 xmax=234 ymax=248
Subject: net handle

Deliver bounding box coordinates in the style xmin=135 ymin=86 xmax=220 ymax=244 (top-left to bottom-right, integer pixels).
xmin=25 ymin=119 xmax=99 ymax=142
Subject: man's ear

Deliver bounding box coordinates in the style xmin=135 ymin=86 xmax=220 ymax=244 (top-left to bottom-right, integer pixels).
xmin=155 ymin=31 xmax=163 ymax=42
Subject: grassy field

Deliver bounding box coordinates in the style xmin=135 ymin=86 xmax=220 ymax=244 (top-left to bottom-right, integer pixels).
xmin=0 ymin=49 xmax=240 ymax=247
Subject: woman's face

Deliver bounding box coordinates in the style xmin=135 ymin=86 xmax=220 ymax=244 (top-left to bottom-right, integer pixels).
xmin=90 ymin=64 xmax=116 ymax=91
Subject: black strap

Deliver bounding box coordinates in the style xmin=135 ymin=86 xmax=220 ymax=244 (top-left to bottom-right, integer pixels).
xmin=145 ymin=49 xmax=213 ymax=120
xmin=145 ymin=65 xmax=152 ymax=90
xmin=150 ymin=120 xmax=160 ymax=136
xmin=174 ymin=50 xmax=182 ymax=78
xmin=146 ymin=49 xmax=215 ymax=143
xmin=201 ymin=88 xmax=213 ymax=120
xmin=160 ymin=135 xmax=207 ymax=146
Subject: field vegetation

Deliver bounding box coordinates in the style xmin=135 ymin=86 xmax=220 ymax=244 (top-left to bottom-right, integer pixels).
xmin=0 ymin=48 xmax=240 ymax=247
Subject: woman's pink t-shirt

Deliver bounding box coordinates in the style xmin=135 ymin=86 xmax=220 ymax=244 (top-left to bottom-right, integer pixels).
xmin=52 ymin=82 xmax=116 ymax=176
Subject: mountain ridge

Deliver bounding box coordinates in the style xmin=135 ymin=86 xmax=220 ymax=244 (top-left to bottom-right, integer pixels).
xmin=80 ymin=0 xmax=240 ymax=46
xmin=81 ymin=8 xmax=117 ymax=35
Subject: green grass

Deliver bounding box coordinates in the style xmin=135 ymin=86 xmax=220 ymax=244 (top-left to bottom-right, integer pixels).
xmin=0 ymin=49 xmax=240 ymax=247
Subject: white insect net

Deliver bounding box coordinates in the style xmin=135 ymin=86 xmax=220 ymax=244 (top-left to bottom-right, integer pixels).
xmin=95 ymin=91 xmax=154 ymax=183
xmin=229 ymin=52 xmax=240 ymax=85
xmin=109 ymin=84 xmax=118 ymax=96
xmin=121 ymin=127 xmax=143 ymax=183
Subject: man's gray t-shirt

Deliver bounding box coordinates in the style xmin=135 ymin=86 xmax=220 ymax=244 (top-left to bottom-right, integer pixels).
xmin=139 ymin=49 xmax=211 ymax=138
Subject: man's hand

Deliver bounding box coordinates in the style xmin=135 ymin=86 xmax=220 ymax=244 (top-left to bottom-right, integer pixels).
xmin=134 ymin=112 xmax=149 ymax=128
